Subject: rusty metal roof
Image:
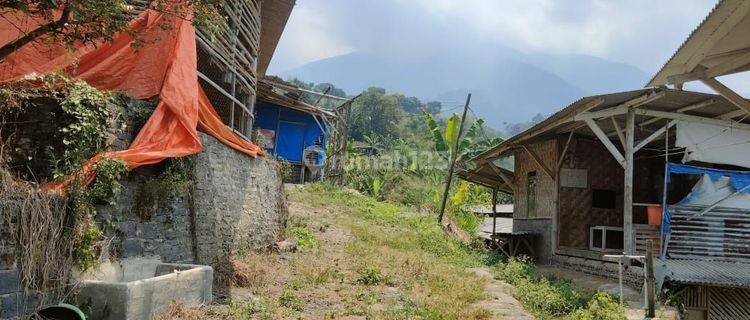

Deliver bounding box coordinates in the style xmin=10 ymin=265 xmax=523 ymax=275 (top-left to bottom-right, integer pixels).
xmin=664 ymin=259 xmax=750 ymax=287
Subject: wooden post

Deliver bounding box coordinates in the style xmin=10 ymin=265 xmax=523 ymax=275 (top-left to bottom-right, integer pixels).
xmin=492 ymin=189 xmax=498 ymax=237
xmin=646 ymin=240 xmax=656 ymax=318
xmin=618 ymin=256 xmax=624 ymax=304
xmin=661 ymin=120 xmax=670 ymax=258
xmin=624 ymin=108 xmax=635 ymax=256
xmin=438 ymin=93 xmax=472 ymax=222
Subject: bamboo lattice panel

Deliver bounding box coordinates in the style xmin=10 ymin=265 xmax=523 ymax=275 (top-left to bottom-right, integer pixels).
xmin=558 ymin=137 xmax=623 ymax=249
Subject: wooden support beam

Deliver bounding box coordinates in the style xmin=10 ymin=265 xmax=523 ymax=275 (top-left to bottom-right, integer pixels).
xmin=477 ymin=98 xmax=605 ymax=161
xmin=523 ymin=145 xmax=554 ymax=179
xmin=638 ymin=99 xmax=716 ymax=127
xmin=624 ymin=108 xmax=635 ymax=256
xmin=487 ymin=162 xmax=516 ymax=193
xmin=632 ymin=108 xmax=750 ymax=131
xmin=611 ymin=117 xmax=626 ymax=149
xmin=668 ymin=52 xmax=750 ymax=84
xmin=634 ymin=120 xmax=677 ymax=152
xmin=584 ymin=119 xmax=626 ymax=168
xmin=701 ymin=77 xmax=750 ymax=116
xmin=556 ymin=129 xmax=576 ymax=170
xmin=574 ymin=91 xmax=665 ymax=121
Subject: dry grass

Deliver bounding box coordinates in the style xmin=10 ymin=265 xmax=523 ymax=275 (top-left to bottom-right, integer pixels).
xmin=164 ymin=183 xmax=500 ymax=319
xmin=156 ymin=301 xmax=213 ymax=320
xmin=0 ymin=164 xmax=73 ymax=297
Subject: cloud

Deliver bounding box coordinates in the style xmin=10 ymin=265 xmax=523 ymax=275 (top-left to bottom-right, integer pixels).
xmin=267 ymin=3 xmax=354 ymax=73
xmin=267 ymin=0 xmax=717 ymax=74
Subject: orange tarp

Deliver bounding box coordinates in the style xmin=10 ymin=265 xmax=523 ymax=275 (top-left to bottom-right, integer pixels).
xmin=0 ymin=8 xmax=265 ymax=188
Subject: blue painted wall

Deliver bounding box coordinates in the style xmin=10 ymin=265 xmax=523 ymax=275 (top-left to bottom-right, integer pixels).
xmin=254 ymin=101 xmax=327 ymax=163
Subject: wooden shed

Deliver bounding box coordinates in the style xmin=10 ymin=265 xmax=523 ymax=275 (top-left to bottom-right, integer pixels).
xmin=460 ymin=87 xmax=750 ymax=265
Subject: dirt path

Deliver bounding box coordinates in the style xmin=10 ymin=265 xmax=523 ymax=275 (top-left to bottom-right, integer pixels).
xmin=468 ymin=268 xmax=534 ymax=320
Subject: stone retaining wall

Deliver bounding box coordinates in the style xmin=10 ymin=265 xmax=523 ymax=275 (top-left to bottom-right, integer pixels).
xmin=0 ymin=133 xmax=287 ymax=317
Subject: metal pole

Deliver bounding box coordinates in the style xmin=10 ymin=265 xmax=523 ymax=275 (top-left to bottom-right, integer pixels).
xmin=437 ymin=93 xmax=472 ymax=222
xmin=646 ymin=240 xmax=656 ymax=317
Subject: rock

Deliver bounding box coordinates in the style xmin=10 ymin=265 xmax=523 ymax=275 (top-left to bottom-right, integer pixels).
xmin=273 ymin=240 xmax=297 ymax=252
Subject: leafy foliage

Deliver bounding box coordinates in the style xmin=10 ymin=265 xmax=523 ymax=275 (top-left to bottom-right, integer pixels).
xmin=88 ymin=157 xmax=129 ymax=205
xmin=0 ymin=0 xmax=221 ymax=60
xmin=497 ymin=257 xmax=626 ymax=319
xmin=134 ymin=156 xmax=195 ymax=219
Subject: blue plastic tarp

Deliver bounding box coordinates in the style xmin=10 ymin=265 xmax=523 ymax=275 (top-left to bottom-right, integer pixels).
xmin=662 ymin=162 xmax=750 ymax=236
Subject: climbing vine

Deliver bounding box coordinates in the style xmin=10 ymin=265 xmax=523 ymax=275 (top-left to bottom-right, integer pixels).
xmin=134 ymin=156 xmax=195 ymax=219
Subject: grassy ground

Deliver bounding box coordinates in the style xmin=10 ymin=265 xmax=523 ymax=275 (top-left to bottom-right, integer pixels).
xmin=160 ymin=183 xmax=629 ymax=319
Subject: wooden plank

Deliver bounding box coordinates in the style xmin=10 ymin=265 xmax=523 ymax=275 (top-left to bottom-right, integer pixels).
xmin=611 ymin=117 xmax=626 ymax=149
xmin=487 ymin=162 xmax=516 ymax=192
xmin=574 ymin=91 xmax=665 ymax=121
xmin=522 ymin=145 xmax=554 ymax=179
xmin=702 ymin=77 xmax=750 ymax=116
xmin=584 ymin=119 xmax=626 ymax=168
xmin=556 ymin=129 xmax=575 ymax=170
xmin=634 ymin=120 xmax=677 ymax=152
xmin=639 ymin=99 xmax=716 ymax=127
xmin=632 ymin=108 xmax=750 ymax=131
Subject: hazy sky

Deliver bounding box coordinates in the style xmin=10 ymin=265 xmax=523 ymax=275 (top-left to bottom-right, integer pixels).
xmin=268 ymin=0 xmax=717 ymax=77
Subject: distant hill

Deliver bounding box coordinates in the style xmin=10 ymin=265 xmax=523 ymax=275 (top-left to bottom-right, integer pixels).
xmin=279 ymin=49 xmax=649 ymax=130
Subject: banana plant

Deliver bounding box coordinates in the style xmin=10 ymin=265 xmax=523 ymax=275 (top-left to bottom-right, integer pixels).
xmin=422 ymin=111 xmax=503 ymax=162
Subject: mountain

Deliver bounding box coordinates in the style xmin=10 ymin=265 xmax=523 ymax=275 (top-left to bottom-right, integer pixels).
xmin=278 ymin=49 xmax=649 ymax=130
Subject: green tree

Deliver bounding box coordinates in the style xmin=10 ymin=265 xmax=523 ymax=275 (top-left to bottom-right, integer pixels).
xmin=0 ymin=0 xmax=219 ymax=61
xmin=350 ymin=87 xmax=401 ymax=141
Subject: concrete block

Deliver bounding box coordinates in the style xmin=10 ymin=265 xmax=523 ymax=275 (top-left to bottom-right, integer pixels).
xmin=121 ymin=238 xmax=143 ymax=258
xmin=0 ymin=293 xmax=20 ymax=319
xmin=0 ymin=270 xmax=20 ymax=295
xmin=118 ymin=221 xmax=137 ymax=237
xmin=75 ymin=260 xmax=213 ymax=320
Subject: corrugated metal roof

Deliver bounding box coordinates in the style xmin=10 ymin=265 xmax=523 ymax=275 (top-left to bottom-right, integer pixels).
xmin=648 ymin=0 xmax=750 ymax=87
xmin=477 ymin=217 xmax=514 ymax=240
xmin=664 ymin=259 xmax=750 ymax=287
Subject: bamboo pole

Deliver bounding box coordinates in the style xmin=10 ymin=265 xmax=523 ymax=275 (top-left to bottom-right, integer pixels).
xmin=438 ymin=93 xmax=472 ymax=222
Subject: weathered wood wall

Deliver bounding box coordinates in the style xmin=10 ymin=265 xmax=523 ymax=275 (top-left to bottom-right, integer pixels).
xmin=513 ymin=139 xmax=557 ymax=219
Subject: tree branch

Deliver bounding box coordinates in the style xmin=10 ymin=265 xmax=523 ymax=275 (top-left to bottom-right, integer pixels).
xmin=0 ymin=2 xmax=71 ymax=61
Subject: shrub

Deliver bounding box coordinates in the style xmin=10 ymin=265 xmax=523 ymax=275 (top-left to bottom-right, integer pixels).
xmin=278 ymin=290 xmax=303 ymax=311
xmin=567 ymin=292 xmax=627 ymax=320
xmin=356 ymin=266 xmax=382 ymax=285
xmin=497 ymin=257 xmax=591 ymax=319
xmin=287 ymin=226 xmax=319 ymax=250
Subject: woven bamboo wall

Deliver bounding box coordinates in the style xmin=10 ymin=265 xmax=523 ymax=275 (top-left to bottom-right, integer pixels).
xmin=513 ymin=139 xmax=558 ymax=219
xmin=558 ymin=137 xmax=623 ymax=249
